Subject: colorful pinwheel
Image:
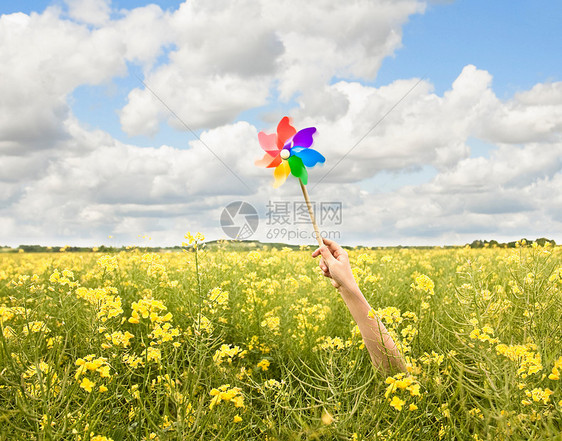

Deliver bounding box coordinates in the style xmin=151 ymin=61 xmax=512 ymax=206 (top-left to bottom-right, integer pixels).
xmin=255 ymin=116 xmax=325 ymax=188
xmin=256 ymin=116 xmax=326 ymax=247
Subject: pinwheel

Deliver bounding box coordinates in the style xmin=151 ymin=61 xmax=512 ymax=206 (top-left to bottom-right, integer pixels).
xmin=255 ymin=116 xmax=325 ymax=188
xmin=256 ymin=116 xmax=325 ymax=246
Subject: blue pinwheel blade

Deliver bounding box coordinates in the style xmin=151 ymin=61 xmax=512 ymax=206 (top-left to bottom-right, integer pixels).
xmin=292 ymin=148 xmax=325 ymax=168
xmin=292 ymin=127 xmax=316 ymax=148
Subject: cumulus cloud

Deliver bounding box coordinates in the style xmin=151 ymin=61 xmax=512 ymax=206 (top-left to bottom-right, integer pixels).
xmin=64 ymin=0 xmax=111 ymax=26
xmin=1 ymin=117 xmax=262 ymax=246
xmin=119 ymin=0 xmax=425 ymax=133
xmin=0 ymin=9 xmax=124 ymax=155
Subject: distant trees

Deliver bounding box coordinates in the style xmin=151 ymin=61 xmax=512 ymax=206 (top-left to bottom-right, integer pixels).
xmin=2 ymin=238 xmax=558 ymax=253
xmin=468 ymin=238 xmax=556 ymax=248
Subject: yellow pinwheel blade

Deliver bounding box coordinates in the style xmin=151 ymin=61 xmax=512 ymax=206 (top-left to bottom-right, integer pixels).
xmin=273 ymin=161 xmax=291 ymax=188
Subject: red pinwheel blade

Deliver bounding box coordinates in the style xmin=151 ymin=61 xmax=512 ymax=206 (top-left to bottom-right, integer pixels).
xmin=266 ymin=155 xmax=282 ymax=168
xmin=276 ymin=117 xmax=297 ymax=149
xmin=258 ymin=131 xmax=279 ymax=155
xmin=255 ymin=153 xmax=281 ymax=168
xmin=292 ymin=127 xmax=316 ymax=148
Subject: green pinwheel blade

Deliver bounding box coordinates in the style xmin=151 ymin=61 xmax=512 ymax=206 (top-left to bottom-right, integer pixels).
xmin=288 ymin=155 xmax=308 ymax=185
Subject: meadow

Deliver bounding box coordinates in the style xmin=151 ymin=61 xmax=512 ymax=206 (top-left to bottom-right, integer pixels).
xmin=1 ymin=237 xmax=561 ymax=440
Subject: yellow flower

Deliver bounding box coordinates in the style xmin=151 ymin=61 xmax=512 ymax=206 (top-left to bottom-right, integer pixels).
xmin=209 ymin=385 xmax=244 ymax=409
xmin=232 ymin=395 xmax=245 ymax=408
xmin=99 ymin=385 xmax=108 ymax=393
xmin=184 ymin=232 xmax=205 ymax=245
xmin=524 ymin=387 xmax=554 ymax=404
xmin=98 ymin=365 xmax=111 ymax=378
xmin=548 ymin=357 xmax=562 ymax=380
xmin=389 ymin=395 xmax=405 ymax=411
xmin=90 ymin=436 xmax=114 ymax=441
xmin=233 ymin=415 xmax=242 ymax=423
xmin=213 ymin=344 xmax=246 ymax=365
xmin=257 ymin=359 xmax=270 ymax=371
xmin=412 ymin=274 xmax=435 ymax=295
xmin=80 ymin=377 xmax=95 ymax=392
xmin=409 ymin=403 xmax=418 ymax=411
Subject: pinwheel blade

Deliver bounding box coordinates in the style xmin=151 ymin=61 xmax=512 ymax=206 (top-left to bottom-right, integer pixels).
xmin=291 ymin=148 xmax=325 ymax=168
xmin=273 ymin=161 xmax=291 ymax=188
xmin=255 ymin=153 xmax=278 ymax=168
xmin=258 ymin=132 xmax=279 ymax=155
xmin=288 ymin=155 xmax=308 ymax=185
xmin=266 ymin=155 xmax=282 ymax=168
xmin=277 ymin=117 xmax=297 ymax=149
xmin=292 ymin=127 xmax=316 ymax=148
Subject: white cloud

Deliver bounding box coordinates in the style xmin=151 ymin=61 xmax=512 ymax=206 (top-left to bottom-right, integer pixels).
xmin=119 ymin=0 xmax=425 ymax=133
xmin=0 ymin=9 xmax=126 ymax=155
xmin=270 ymin=0 xmax=425 ymax=120
xmin=64 ymin=0 xmax=111 ymax=26
xmin=479 ymin=82 xmax=562 ymax=144
xmin=1 ymin=117 xmax=264 ymax=245
xmin=110 ymin=4 xmax=172 ymax=66
xmin=120 ymin=0 xmax=284 ymax=134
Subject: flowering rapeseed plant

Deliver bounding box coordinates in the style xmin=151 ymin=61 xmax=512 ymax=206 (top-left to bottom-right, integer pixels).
xmin=0 ymin=240 xmax=560 ymax=439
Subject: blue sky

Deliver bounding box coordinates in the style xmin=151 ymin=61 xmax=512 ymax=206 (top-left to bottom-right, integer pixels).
xmin=1 ymin=0 xmax=561 ymax=247
xmin=377 ymin=1 xmax=562 ymax=96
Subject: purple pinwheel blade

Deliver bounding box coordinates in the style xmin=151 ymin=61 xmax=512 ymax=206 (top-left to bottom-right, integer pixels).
xmin=292 ymin=148 xmax=325 ymax=168
xmin=292 ymin=127 xmax=316 ymax=148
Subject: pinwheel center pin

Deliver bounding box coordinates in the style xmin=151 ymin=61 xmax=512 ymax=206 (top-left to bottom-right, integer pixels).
xmin=255 ymin=116 xmax=326 ymax=246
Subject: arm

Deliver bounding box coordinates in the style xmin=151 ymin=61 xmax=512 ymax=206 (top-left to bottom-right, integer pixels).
xmin=312 ymin=238 xmax=406 ymax=373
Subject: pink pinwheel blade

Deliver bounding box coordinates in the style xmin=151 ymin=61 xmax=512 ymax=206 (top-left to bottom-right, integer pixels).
xmin=276 ymin=117 xmax=297 ymax=149
xmin=292 ymin=127 xmax=316 ymax=148
xmin=258 ymin=132 xmax=279 ymax=155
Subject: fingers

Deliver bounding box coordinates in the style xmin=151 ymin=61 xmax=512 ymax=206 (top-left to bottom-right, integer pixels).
xmin=321 ymin=238 xmax=347 ymax=257
xmin=318 ymin=246 xmax=337 ymax=265
xmin=312 ymin=238 xmax=342 ymax=257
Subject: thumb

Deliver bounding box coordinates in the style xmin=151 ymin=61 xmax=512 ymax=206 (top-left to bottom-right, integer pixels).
xmin=319 ymin=246 xmax=337 ymax=266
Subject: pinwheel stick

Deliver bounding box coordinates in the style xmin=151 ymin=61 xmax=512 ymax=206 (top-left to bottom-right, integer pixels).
xmin=299 ymin=181 xmax=323 ymax=248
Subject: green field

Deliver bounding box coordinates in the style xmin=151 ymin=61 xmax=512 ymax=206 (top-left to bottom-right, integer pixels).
xmin=1 ymin=240 xmax=561 ymax=440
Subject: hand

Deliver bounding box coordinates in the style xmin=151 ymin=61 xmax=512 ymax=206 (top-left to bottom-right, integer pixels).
xmin=312 ymin=238 xmax=357 ymax=290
